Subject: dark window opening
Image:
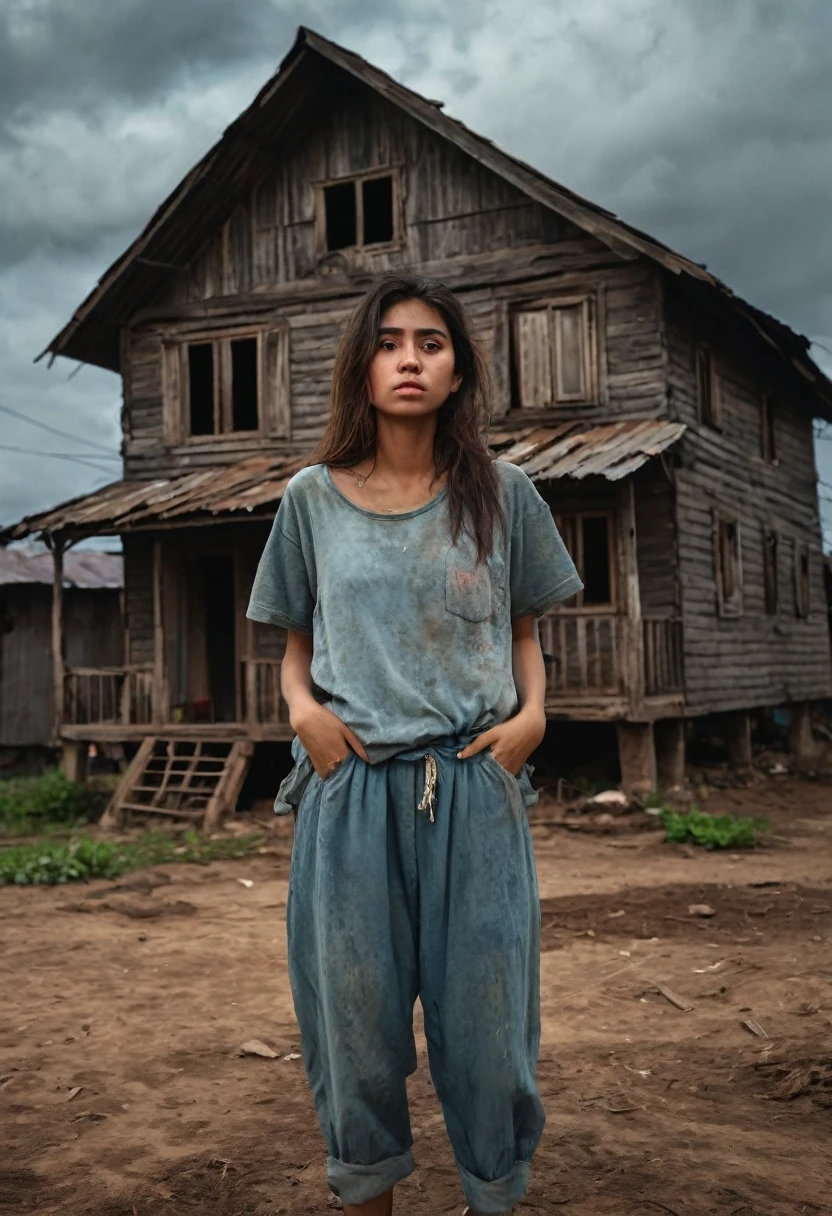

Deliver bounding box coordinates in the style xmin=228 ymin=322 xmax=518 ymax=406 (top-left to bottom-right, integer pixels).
xmin=761 ymin=392 xmax=776 ymax=462
xmin=231 ymin=337 xmax=259 ymax=432
xmin=362 ymin=175 xmax=394 ymax=244
xmin=324 ymin=181 xmax=357 ymax=251
xmin=763 ymin=531 xmax=778 ymax=615
xmin=697 ymin=344 xmax=720 ymax=428
xmin=795 ymin=543 xmax=810 ymax=618
xmin=581 ymin=516 xmax=612 ymax=605
xmin=188 ymin=343 xmax=215 ymax=435
xmin=716 ymin=517 xmax=742 ymax=616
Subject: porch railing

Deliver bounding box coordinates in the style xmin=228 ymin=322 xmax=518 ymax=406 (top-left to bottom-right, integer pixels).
xmin=539 ymin=613 xmax=622 ymax=697
xmin=243 ymin=658 xmax=289 ymax=726
xmin=642 ymin=617 xmax=684 ymax=696
xmin=539 ymin=613 xmax=684 ymax=700
xmin=64 ymin=665 xmax=154 ymax=726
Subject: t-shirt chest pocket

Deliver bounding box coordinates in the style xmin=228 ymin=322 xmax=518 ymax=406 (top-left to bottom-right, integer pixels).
xmin=445 ymin=544 xmax=504 ymax=623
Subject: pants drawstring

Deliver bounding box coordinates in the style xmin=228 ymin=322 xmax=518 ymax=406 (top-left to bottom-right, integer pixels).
xmin=417 ymin=753 xmax=438 ymax=822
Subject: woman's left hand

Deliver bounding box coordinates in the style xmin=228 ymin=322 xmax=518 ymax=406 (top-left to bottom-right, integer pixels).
xmin=456 ymin=707 xmax=546 ymax=776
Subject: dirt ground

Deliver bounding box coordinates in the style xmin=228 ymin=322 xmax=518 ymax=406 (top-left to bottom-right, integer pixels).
xmin=2 ymin=776 xmax=831 ymax=1216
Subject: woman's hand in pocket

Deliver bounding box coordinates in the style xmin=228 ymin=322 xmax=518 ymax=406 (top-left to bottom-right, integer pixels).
xmin=456 ymin=707 xmax=546 ymax=776
xmin=290 ymin=700 xmax=369 ymax=780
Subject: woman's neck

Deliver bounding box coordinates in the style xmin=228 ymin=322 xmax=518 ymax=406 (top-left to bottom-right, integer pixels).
xmin=372 ymin=412 xmax=438 ymax=485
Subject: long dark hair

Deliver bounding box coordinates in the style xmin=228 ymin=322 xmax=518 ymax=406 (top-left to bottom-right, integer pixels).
xmin=311 ymin=274 xmax=504 ymax=561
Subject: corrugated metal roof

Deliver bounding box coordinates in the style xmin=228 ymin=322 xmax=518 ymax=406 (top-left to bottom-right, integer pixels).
xmin=493 ymin=419 xmax=686 ymax=481
xmin=0 ymin=422 xmax=683 ymax=542
xmin=0 ymin=547 xmax=123 ymax=588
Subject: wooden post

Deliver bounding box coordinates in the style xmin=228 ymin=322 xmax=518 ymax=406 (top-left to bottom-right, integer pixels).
xmin=617 ymin=480 xmax=644 ymax=711
xmin=50 ymin=538 xmax=66 ymax=746
xmin=616 ymin=721 xmax=657 ymax=794
xmin=60 ymin=741 xmax=88 ymax=784
xmin=788 ymin=702 xmax=816 ymax=768
xmin=655 ymin=718 xmax=686 ymax=789
xmin=152 ymin=538 xmax=165 ymax=725
xmin=722 ymin=710 xmax=753 ymax=773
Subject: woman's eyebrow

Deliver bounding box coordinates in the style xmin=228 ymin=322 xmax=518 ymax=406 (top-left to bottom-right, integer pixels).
xmin=378 ymin=326 xmax=449 ymax=339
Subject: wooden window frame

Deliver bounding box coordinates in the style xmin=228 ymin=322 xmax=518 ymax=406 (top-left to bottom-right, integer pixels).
xmin=552 ymin=509 xmax=617 ymax=613
xmin=314 ymin=167 xmax=403 ymax=255
xmin=162 ymin=323 xmax=291 ymax=446
xmin=794 ymin=540 xmax=811 ymax=619
xmin=763 ymin=528 xmax=779 ymax=616
xmin=511 ymin=294 xmax=599 ymax=410
xmin=760 ymin=390 xmax=777 ymax=463
xmin=697 ymin=343 xmax=722 ymax=429
xmin=714 ymin=512 xmax=743 ymax=618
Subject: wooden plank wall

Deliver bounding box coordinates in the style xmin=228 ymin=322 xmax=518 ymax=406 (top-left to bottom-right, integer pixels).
xmin=633 ymin=464 xmax=679 ymax=618
xmin=123 ymin=535 xmax=154 ymax=668
xmin=120 ymin=81 xmax=667 ymax=479
xmin=666 ymin=288 xmax=832 ymax=711
xmin=0 ymin=587 xmax=123 ymax=747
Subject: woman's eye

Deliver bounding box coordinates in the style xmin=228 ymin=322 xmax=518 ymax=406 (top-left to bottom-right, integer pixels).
xmin=423 ymin=341 xmax=441 ymax=352
xmin=379 ymin=340 xmax=397 ymax=351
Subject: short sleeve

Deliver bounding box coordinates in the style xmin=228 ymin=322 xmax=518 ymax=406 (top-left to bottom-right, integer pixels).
xmin=247 ymin=486 xmax=315 ymax=632
xmin=507 ymin=475 xmax=583 ymax=618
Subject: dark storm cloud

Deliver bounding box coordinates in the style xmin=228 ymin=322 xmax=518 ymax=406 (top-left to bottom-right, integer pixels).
xmin=1 ymin=0 xmax=831 ymax=539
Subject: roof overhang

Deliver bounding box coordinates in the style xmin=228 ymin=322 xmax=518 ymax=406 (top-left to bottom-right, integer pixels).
xmin=0 ymin=421 xmax=685 ymax=543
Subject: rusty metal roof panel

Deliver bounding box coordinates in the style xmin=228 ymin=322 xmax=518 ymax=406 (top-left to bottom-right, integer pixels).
xmin=0 ymin=423 xmax=685 ymax=542
xmin=0 ymin=547 xmax=123 ymax=588
xmin=497 ymin=419 xmax=686 ymax=482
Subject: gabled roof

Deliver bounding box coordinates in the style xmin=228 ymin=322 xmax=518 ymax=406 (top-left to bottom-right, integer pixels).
xmin=0 ymin=422 xmax=685 ymax=542
xmin=40 ymin=27 xmax=832 ymax=417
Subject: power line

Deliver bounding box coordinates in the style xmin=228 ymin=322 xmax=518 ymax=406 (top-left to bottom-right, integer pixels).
xmin=0 ymin=444 xmax=118 ymax=476
xmin=0 ymin=400 xmax=121 ymax=457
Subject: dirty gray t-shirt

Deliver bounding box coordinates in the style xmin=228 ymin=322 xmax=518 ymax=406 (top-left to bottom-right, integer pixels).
xmin=246 ymin=460 xmax=582 ymax=763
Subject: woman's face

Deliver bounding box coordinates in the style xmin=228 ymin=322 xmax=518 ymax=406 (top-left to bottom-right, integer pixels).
xmin=367 ymin=298 xmax=462 ymax=419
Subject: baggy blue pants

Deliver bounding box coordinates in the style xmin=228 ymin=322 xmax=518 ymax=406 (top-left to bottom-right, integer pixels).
xmin=277 ymin=734 xmax=545 ymax=1214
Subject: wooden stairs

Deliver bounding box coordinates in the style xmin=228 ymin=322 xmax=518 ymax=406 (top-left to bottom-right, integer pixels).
xmin=100 ymin=738 xmax=253 ymax=833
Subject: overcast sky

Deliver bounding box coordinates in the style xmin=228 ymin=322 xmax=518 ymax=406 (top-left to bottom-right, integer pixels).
xmin=1 ymin=0 xmax=831 ymax=546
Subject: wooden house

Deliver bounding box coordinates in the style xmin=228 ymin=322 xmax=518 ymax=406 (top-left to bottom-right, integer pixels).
xmin=3 ymin=27 xmax=831 ymax=821
xmin=0 ymin=547 xmax=122 ymax=760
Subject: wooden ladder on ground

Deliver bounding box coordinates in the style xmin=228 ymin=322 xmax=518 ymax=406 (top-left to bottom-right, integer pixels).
xmin=100 ymin=738 xmax=253 ymax=833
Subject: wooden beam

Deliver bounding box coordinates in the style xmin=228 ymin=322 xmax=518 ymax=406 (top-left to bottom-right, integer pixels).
xmin=100 ymin=736 xmax=155 ymax=830
xmin=50 ymin=540 xmax=66 ymax=746
xmin=152 ymin=539 xmax=165 ymax=725
xmin=617 ymin=480 xmax=645 ymax=713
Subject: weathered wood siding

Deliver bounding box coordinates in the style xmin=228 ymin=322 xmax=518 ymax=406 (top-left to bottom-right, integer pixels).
xmin=0 ymin=587 xmax=122 ymax=747
xmin=120 ymin=78 xmax=666 ymax=479
xmin=633 ymin=464 xmax=679 ymax=618
xmin=666 ymin=289 xmax=832 ymax=710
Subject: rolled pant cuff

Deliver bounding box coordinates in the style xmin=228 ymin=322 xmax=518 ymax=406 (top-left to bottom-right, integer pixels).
xmin=457 ymin=1158 xmax=530 ymax=1215
xmin=327 ymin=1149 xmax=415 ymax=1205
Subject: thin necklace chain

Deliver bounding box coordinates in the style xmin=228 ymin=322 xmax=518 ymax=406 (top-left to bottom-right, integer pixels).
xmin=344 ymin=459 xmax=439 ymax=514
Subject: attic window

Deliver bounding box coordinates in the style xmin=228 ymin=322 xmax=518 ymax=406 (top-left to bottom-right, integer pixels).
xmin=512 ymin=297 xmax=597 ymax=409
xmin=320 ymin=170 xmax=399 ymax=252
xmin=186 ymin=333 xmax=260 ymax=437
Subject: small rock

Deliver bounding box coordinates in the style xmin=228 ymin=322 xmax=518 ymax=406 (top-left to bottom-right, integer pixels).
xmin=239 ymin=1040 xmax=278 ymax=1059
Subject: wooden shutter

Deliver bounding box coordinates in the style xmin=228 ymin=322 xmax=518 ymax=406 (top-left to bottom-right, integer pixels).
xmin=514 ymin=309 xmax=553 ymax=408
xmin=162 ymin=341 xmax=183 ymax=446
xmin=260 ymin=324 xmax=291 ymax=439
xmin=554 ymin=303 xmax=586 ymax=400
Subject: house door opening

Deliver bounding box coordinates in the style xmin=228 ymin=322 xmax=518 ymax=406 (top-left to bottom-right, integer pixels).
xmin=179 ymin=554 xmax=237 ymax=723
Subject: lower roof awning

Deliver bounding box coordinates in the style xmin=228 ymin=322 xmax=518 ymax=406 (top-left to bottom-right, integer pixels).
xmin=0 ymin=420 xmax=686 ymax=542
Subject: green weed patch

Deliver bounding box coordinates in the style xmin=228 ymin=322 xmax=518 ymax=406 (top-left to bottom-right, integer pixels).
xmin=0 ymin=828 xmax=263 ymax=886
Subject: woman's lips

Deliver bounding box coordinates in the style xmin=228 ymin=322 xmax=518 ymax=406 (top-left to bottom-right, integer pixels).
xmin=394 ymin=383 xmax=425 ymax=394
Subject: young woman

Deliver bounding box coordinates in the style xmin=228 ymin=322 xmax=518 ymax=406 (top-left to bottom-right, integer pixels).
xmin=247 ymin=274 xmax=582 ymax=1216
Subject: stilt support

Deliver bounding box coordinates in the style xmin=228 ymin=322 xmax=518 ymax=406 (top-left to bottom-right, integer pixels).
xmin=616 ymin=721 xmax=657 ymax=794
xmin=655 ymin=718 xmax=686 ymax=789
